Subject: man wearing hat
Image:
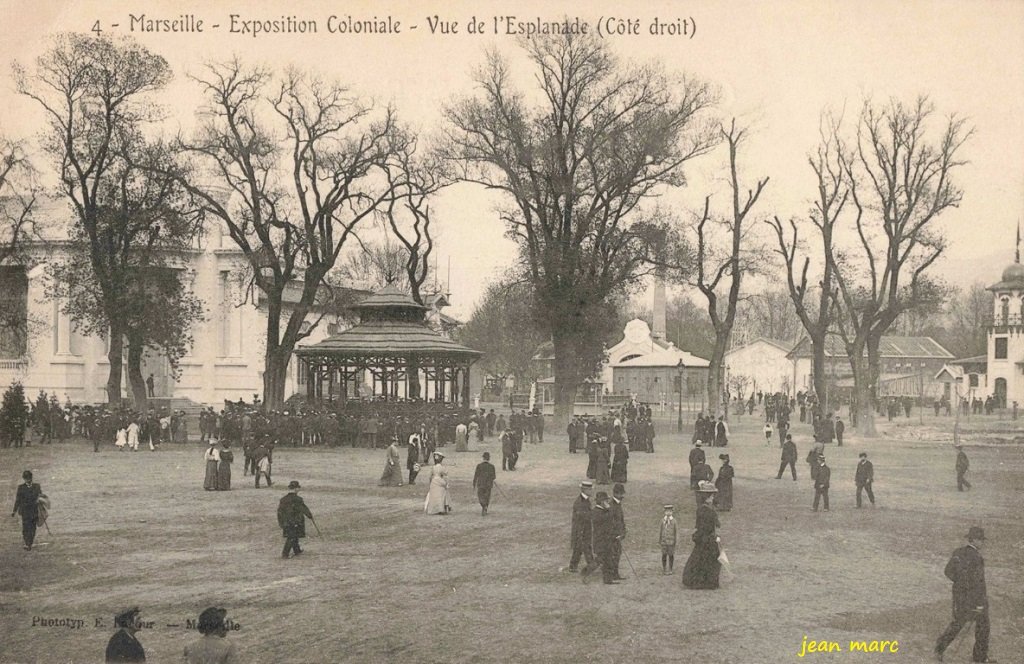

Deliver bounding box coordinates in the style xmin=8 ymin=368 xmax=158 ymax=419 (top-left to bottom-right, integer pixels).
xmin=691 ymin=453 xmax=714 ymax=504
xmin=855 ymin=452 xmax=875 ymax=507
xmin=104 ymin=606 xmax=146 ymax=663
xmin=688 ymin=441 xmax=706 ymax=490
xmin=608 ymin=484 xmax=627 ymax=580
xmin=776 ymin=434 xmax=798 ymax=481
xmin=934 ymin=527 xmax=995 ymax=663
xmin=11 ymin=470 xmax=42 ymax=551
xmin=589 ymin=491 xmax=617 ymax=584
xmin=812 ymin=456 xmax=830 ymax=512
xmin=473 ymin=452 xmax=496 ymax=516
xmin=955 ymin=444 xmax=971 ymax=491
xmin=569 ymin=481 xmax=594 ymax=574
xmin=277 ymin=481 xmax=314 ymax=558
xmin=659 ymin=505 xmax=677 ymax=574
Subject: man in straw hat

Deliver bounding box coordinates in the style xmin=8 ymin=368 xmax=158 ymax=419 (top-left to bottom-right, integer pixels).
xmin=105 ymin=606 xmax=146 ymax=663
xmin=934 ymin=526 xmax=995 ymax=663
xmin=568 ymin=481 xmax=594 ymax=574
xmin=278 ymin=481 xmax=314 ymax=558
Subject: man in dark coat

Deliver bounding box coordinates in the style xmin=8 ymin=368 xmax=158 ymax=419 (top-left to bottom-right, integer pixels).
xmin=11 ymin=470 xmax=41 ymax=550
xmin=589 ymin=491 xmax=617 ymax=584
xmin=835 ymin=416 xmax=845 ymax=447
xmin=569 ymin=481 xmax=594 ymax=574
xmin=714 ymin=416 xmax=729 ymax=447
xmin=501 ymin=430 xmax=516 ymax=471
xmin=812 ymin=457 xmax=830 ymax=512
xmin=608 ymin=484 xmax=626 ymax=580
xmin=473 ymin=452 xmax=497 ymax=516
xmin=611 ymin=438 xmax=629 ymax=483
xmin=956 ymin=445 xmax=971 ymax=491
xmin=776 ymin=434 xmax=798 ymax=480
xmin=105 ymin=607 xmax=146 ymax=663
xmin=688 ymin=441 xmax=706 ymax=489
xmin=277 ymin=481 xmax=314 ymax=559
xmin=822 ymin=413 xmax=836 ymax=445
xmin=567 ymin=418 xmax=578 ymax=453
xmin=934 ymin=527 xmax=993 ymax=663
xmin=855 ymin=452 xmax=875 ymax=507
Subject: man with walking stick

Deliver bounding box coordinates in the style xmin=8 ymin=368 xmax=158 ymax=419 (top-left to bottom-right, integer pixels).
xmin=277 ymin=480 xmax=315 ymax=559
xmin=11 ymin=470 xmax=42 ymax=551
xmin=934 ymin=526 xmax=996 ymax=662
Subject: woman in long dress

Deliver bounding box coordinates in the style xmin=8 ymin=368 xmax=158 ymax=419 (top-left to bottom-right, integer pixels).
xmin=596 ymin=442 xmax=611 ymax=485
xmin=203 ymin=441 xmax=220 ymax=491
xmin=611 ymin=440 xmax=629 ymax=483
xmin=216 ymin=442 xmax=233 ymax=490
xmin=423 ymin=452 xmax=451 ymax=515
xmin=682 ymin=481 xmax=722 ymax=589
xmin=114 ymin=425 xmax=128 ymax=451
xmin=714 ymin=454 xmax=734 ymax=511
xmin=379 ymin=438 xmax=404 ymax=486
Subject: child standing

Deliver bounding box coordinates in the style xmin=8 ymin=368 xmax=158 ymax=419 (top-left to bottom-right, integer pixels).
xmin=763 ymin=422 xmax=773 ymax=447
xmin=659 ymin=504 xmax=677 ymax=574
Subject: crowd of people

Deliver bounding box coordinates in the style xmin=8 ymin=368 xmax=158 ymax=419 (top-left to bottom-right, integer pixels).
xmin=5 ymin=387 xmax=1003 ymax=662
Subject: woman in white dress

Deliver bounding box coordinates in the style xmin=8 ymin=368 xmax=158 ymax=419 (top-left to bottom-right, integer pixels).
xmin=126 ymin=419 xmax=140 ymax=451
xmin=114 ymin=425 xmax=128 ymax=450
xmin=423 ymin=452 xmax=451 ymax=515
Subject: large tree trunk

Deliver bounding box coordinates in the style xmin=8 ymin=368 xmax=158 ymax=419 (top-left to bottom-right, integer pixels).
xmin=706 ymin=335 xmax=728 ymax=418
xmin=261 ymin=290 xmax=287 ymax=412
xmin=850 ymin=342 xmax=877 ymax=437
xmin=811 ymin=333 xmax=828 ymax=414
xmin=263 ymin=348 xmax=290 ymax=412
xmin=106 ymin=328 xmax=125 ymax=405
xmin=125 ymin=335 xmax=149 ymax=410
xmin=551 ymin=329 xmax=580 ymax=431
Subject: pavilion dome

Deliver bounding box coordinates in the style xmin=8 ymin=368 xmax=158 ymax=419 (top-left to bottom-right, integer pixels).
xmin=1001 ymin=262 xmax=1024 ymax=285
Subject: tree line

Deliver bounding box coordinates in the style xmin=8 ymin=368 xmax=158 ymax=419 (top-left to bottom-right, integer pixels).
xmin=1 ymin=32 xmax=974 ymax=436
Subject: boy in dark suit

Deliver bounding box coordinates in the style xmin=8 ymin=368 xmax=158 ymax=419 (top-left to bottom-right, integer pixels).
xmin=812 ymin=457 xmax=830 ymax=512
xmin=855 ymin=452 xmax=875 ymax=507
xmin=473 ymin=452 xmax=496 ymax=515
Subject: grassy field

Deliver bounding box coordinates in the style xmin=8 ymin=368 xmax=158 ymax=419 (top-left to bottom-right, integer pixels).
xmin=1 ymin=413 xmax=1022 ymax=663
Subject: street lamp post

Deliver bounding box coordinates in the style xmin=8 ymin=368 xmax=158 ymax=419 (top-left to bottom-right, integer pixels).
xmin=677 ymin=358 xmax=684 ymax=433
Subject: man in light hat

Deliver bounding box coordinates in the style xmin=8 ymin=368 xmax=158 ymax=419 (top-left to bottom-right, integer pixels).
xmin=812 ymin=456 xmax=830 ymax=512
xmin=934 ymin=526 xmax=995 ymax=663
xmin=569 ymin=481 xmax=594 ymax=574
xmin=277 ymin=481 xmax=314 ymax=558
xmin=659 ymin=505 xmax=677 ymax=574
xmin=855 ymin=452 xmax=875 ymax=507
xmin=105 ymin=606 xmax=145 ymax=663
xmin=955 ymin=444 xmax=971 ymax=491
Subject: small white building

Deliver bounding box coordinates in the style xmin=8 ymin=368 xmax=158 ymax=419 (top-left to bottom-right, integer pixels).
xmin=723 ymin=337 xmax=794 ymax=396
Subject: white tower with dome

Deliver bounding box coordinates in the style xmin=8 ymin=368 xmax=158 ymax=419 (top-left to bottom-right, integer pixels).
xmin=986 ymin=232 xmax=1024 ymax=408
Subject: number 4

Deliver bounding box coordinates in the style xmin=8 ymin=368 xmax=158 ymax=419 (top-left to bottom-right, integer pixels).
xmin=92 ymin=20 xmax=102 ymax=36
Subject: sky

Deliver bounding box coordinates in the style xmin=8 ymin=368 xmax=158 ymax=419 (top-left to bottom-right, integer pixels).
xmin=1 ymin=0 xmax=1022 ymax=320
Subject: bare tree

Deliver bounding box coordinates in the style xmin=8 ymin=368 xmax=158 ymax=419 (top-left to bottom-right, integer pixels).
xmin=15 ymin=33 xmax=185 ymax=404
xmin=690 ymin=120 xmax=769 ymax=417
xmin=379 ymin=152 xmax=440 ymax=305
xmin=444 ymin=33 xmax=716 ymax=423
xmin=767 ymin=113 xmax=845 ymax=411
xmin=172 ymin=61 xmax=409 ymax=409
xmin=0 ymin=136 xmax=39 ymax=356
xmin=0 ymin=136 xmax=37 ymax=265
xmin=832 ymin=97 xmax=971 ymax=435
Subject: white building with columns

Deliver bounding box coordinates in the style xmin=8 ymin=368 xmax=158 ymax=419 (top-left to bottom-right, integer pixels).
xmin=0 ymin=210 xmax=367 ymax=407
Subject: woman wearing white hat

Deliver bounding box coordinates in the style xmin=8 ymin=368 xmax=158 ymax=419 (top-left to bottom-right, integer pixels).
xmin=424 ymin=452 xmax=452 ymax=515
xmin=682 ymin=480 xmax=722 ymax=589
